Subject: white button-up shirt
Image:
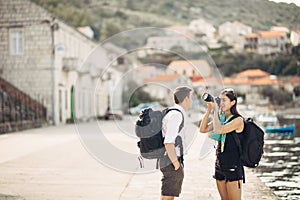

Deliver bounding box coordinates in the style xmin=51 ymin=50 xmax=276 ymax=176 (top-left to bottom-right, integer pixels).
xmin=162 ymin=104 xmax=186 ymax=157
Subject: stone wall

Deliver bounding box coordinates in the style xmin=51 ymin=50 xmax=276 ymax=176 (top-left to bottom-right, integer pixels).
xmin=0 ymin=0 xmax=53 ymax=118
xmin=0 ymin=0 xmax=104 ymax=124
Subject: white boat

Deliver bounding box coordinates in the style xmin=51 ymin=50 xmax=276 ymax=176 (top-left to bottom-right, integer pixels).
xmin=257 ymin=113 xmax=278 ymax=127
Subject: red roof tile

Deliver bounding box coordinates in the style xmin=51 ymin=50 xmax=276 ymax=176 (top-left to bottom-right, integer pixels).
xmin=236 ymin=69 xmax=269 ymax=78
xmin=145 ymin=74 xmax=179 ymax=82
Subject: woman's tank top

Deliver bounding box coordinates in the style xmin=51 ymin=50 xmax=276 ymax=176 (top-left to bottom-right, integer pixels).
xmin=216 ymin=115 xmax=243 ymax=169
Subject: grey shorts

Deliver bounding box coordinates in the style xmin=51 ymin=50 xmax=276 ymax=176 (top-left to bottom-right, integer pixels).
xmin=160 ymin=164 xmax=184 ymax=197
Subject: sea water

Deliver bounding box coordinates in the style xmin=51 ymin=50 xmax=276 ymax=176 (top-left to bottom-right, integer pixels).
xmin=255 ymin=133 xmax=300 ymax=200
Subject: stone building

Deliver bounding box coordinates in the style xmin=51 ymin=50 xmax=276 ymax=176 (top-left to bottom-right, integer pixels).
xmin=290 ymin=30 xmax=300 ymax=46
xmin=218 ymin=21 xmax=252 ymax=52
xmin=188 ymin=18 xmax=220 ymax=49
xmin=0 ymin=0 xmax=114 ymax=125
xmin=245 ymin=31 xmax=289 ymax=55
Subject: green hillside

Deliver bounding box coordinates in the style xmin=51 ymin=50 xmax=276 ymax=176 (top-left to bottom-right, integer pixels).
xmin=31 ymin=0 xmax=300 ymax=41
xmin=30 ymin=0 xmax=300 ymax=76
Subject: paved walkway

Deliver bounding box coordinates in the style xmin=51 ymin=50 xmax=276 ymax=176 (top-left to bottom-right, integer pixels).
xmin=0 ymin=116 xmax=279 ymax=200
xmin=120 ymin=118 xmax=279 ymax=200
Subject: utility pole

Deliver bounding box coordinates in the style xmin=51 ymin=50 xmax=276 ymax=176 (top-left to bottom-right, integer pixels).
xmin=43 ymin=17 xmax=59 ymax=125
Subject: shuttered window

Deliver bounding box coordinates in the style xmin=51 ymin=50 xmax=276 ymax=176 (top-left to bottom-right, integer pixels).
xmin=10 ymin=29 xmax=23 ymax=55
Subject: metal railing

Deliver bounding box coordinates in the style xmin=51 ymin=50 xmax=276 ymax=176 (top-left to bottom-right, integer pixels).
xmin=0 ymin=77 xmax=47 ymax=134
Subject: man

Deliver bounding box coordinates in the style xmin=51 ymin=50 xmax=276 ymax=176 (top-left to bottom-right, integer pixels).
xmin=160 ymin=86 xmax=193 ymax=200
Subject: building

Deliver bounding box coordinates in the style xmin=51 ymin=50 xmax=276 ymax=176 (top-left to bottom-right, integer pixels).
xmin=270 ymin=26 xmax=289 ymax=33
xmin=189 ymin=19 xmax=216 ymax=39
xmin=290 ymin=30 xmax=300 ymax=46
xmin=134 ymin=65 xmax=165 ymax=85
xmin=166 ymin=25 xmax=191 ymax=35
xmin=0 ymin=0 xmax=115 ymax=125
xmin=282 ymin=76 xmax=300 ymax=100
xmin=218 ymin=21 xmax=252 ymax=52
xmin=224 ymin=69 xmax=279 ymax=104
xmin=76 ymin=26 xmax=94 ymax=39
xmin=144 ymin=74 xmax=189 ymax=105
xmin=245 ymin=31 xmax=289 ymax=55
xmin=188 ymin=18 xmax=220 ymax=49
xmin=146 ymin=35 xmax=207 ymax=53
xmin=167 ymin=59 xmax=212 ymax=78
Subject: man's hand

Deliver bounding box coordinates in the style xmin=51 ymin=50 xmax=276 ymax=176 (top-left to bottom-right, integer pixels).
xmin=165 ymin=143 xmax=180 ymax=170
xmin=173 ymin=160 xmax=180 ymax=170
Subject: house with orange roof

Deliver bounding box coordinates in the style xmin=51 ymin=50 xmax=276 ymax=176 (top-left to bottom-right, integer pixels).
xmin=135 ymin=65 xmax=165 ymax=84
xmin=167 ymin=59 xmax=212 ymax=79
xmin=224 ymin=69 xmax=279 ymax=104
xmin=145 ymin=74 xmax=180 ymax=83
xmin=236 ymin=69 xmax=269 ymax=80
xmin=245 ymin=31 xmax=288 ymax=55
xmin=167 ymin=59 xmax=222 ymax=94
xmin=143 ymin=74 xmax=190 ymax=105
xmin=290 ymin=30 xmax=300 ymax=46
xmin=224 ymin=69 xmax=278 ymax=86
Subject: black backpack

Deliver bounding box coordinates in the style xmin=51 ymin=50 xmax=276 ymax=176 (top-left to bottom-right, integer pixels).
xmin=233 ymin=118 xmax=264 ymax=168
xmin=135 ymin=107 xmax=184 ymax=159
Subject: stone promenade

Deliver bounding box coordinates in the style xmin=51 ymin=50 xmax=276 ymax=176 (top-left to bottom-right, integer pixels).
xmin=0 ymin=115 xmax=278 ymax=200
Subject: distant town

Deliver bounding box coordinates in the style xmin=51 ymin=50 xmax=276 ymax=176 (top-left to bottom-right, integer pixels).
xmin=0 ymin=0 xmax=299 ymax=134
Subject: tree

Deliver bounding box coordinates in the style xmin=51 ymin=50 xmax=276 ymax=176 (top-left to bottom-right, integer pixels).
xmin=293 ymin=86 xmax=300 ymax=97
xmin=261 ymin=86 xmax=292 ymax=105
xmin=101 ymin=22 xmax=121 ymax=39
xmin=123 ymin=81 xmax=157 ymax=108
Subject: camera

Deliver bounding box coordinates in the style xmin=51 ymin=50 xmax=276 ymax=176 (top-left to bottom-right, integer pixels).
xmin=201 ymin=92 xmax=221 ymax=106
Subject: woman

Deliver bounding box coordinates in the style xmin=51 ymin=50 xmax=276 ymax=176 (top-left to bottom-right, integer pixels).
xmin=199 ymin=88 xmax=244 ymax=200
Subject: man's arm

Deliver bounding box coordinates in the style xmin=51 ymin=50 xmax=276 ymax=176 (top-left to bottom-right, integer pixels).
xmin=165 ymin=143 xmax=180 ymax=170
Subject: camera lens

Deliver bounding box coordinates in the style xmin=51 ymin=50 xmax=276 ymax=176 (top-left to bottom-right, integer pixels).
xmin=202 ymin=93 xmax=208 ymax=100
xmin=201 ymin=92 xmax=213 ymax=102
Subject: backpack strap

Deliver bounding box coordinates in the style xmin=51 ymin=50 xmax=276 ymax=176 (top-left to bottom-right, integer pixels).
xmin=232 ymin=116 xmax=245 ymax=158
xmin=232 ymin=117 xmax=246 ymax=183
xmin=164 ymin=108 xmax=184 ymax=131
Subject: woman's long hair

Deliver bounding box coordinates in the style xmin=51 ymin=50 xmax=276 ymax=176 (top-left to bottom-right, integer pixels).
xmin=221 ymin=89 xmax=241 ymax=117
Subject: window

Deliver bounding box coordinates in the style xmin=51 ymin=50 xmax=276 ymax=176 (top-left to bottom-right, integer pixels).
xmin=10 ymin=29 xmax=23 ymax=55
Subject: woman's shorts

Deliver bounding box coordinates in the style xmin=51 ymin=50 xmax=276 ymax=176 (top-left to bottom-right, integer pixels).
xmin=160 ymin=164 xmax=184 ymax=197
xmin=214 ymin=161 xmax=244 ymax=182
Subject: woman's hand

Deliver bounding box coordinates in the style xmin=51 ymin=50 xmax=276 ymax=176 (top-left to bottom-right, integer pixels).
xmin=199 ymin=102 xmax=214 ymax=133
xmin=206 ymin=101 xmax=215 ymax=110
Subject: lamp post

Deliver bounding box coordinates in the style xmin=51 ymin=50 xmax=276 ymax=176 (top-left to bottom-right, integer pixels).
xmin=42 ymin=17 xmax=59 ymax=125
xmin=100 ymin=71 xmax=112 ymax=116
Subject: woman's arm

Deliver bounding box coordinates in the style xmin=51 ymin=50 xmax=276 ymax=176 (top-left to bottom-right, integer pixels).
xmin=199 ymin=103 xmax=213 ymax=133
xmin=213 ymin=107 xmax=244 ymax=134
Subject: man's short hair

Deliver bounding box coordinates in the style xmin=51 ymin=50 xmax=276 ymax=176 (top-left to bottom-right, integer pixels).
xmin=173 ymin=86 xmax=193 ymax=104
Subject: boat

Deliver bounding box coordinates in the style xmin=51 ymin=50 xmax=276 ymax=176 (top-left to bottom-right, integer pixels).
xmin=265 ymin=125 xmax=295 ymax=136
xmin=277 ymin=114 xmax=300 ymax=137
xmin=257 ymin=113 xmax=278 ymax=127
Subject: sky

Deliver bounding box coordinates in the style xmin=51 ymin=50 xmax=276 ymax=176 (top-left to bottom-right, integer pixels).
xmin=269 ymin=0 xmax=300 ymax=7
